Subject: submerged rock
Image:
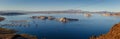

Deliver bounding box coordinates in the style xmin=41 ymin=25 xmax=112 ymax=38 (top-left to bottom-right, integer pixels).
xmin=90 ymin=23 xmax=120 ymax=39
xmin=0 ymin=17 xmax=5 ymax=22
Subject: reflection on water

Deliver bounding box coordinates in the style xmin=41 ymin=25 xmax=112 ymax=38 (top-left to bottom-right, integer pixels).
xmin=0 ymin=13 xmax=120 ymax=39
xmin=0 ymin=12 xmax=25 ymax=16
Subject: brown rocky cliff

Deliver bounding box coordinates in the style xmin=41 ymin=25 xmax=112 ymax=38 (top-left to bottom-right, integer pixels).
xmin=90 ymin=23 xmax=120 ymax=39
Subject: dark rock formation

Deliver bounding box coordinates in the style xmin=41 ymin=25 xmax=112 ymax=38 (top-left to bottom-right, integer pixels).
xmin=31 ymin=16 xmax=48 ymax=20
xmin=90 ymin=23 xmax=120 ymax=39
xmin=31 ymin=16 xmax=38 ymax=19
xmin=0 ymin=17 xmax=5 ymax=22
xmin=31 ymin=16 xmax=55 ymax=20
xmin=0 ymin=34 xmax=37 ymax=39
xmin=48 ymin=16 xmax=55 ymax=20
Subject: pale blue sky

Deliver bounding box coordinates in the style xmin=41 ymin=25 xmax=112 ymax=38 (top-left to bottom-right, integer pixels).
xmin=0 ymin=0 xmax=120 ymax=12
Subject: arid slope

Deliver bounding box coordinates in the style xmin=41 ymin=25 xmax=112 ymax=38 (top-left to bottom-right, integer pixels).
xmin=90 ymin=23 xmax=120 ymax=39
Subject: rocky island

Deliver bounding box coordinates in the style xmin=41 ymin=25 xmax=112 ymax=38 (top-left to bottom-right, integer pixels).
xmin=31 ymin=16 xmax=55 ymax=20
xmin=31 ymin=16 xmax=79 ymax=23
xmin=0 ymin=17 xmax=5 ymax=22
xmin=58 ymin=17 xmax=79 ymax=23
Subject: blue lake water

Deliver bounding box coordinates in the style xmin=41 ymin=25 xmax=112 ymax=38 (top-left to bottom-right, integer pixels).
xmin=0 ymin=13 xmax=120 ymax=39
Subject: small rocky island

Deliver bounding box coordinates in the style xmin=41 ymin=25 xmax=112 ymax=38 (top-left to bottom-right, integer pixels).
xmin=0 ymin=17 xmax=5 ymax=22
xmin=90 ymin=23 xmax=120 ymax=39
xmin=31 ymin=16 xmax=55 ymax=20
xmin=102 ymin=12 xmax=120 ymax=17
xmin=59 ymin=17 xmax=79 ymax=23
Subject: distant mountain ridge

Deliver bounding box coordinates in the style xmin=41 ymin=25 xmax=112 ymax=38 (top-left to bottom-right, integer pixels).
xmin=0 ymin=9 xmax=115 ymax=14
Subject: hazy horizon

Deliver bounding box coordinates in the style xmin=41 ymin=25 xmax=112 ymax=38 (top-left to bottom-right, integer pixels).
xmin=0 ymin=0 xmax=120 ymax=12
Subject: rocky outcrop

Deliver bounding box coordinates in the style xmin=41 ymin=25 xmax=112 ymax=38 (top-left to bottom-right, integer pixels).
xmin=90 ymin=23 xmax=120 ymax=39
xmin=0 ymin=34 xmax=37 ymax=39
xmin=0 ymin=28 xmax=16 ymax=34
xmin=31 ymin=16 xmax=38 ymax=19
xmin=102 ymin=13 xmax=120 ymax=17
xmin=84 ymin=13 xmax=92 ymax=17
xmin=59 ymin=17 xmax=79 ymax=23
xmin=48 ymin=16 xmax=55 ymax=20
xmin=38 ymin=16 xmax=48 ymax=20
xmin=59 ymin=17 xmax=68 ymax=22
xmin=0 ymin=28 xmax=38 ymax=39
xmin=31 ymin=16 xmax=79 ymax=23
xmin=0 ymin=17 xmax=5 ymax=22
xmin=31 ymin=16 xmax=55 ymax=20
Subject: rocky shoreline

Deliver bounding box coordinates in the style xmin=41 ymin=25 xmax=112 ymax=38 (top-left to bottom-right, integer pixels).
xmin=0 ymin=16 xmax=38 ymax=39
xmin=90 ymin=23 xmax=120 ymax=39
xmin=0 ymin=28 xmax=38 ymax=39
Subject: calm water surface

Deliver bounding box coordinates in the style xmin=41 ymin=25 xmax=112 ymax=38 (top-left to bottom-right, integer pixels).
xmin=0 ymin=13 xmax=120 ymax=39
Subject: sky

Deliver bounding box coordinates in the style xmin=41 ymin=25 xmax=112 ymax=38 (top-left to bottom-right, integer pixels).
xmin=0 ymin=0 xmax=120 ymax=12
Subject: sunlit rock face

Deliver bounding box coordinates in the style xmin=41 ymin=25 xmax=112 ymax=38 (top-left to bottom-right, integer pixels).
xmin=84 ymin=13 xmax=92 ymax=17
xmin=38 ymin=16 xmax=48 ymax=20
xmin=0 ymin=17 xmax=5 ymax=22
xmin=102 ymin=13 xmax=112 ymax=16
xmin=90 ymin=23 xmax=120 ymax=39
xmin=59 ymin=17 xmax=79 ymax=23
xmin=59 ymin=17 xmax=68 ymax=23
